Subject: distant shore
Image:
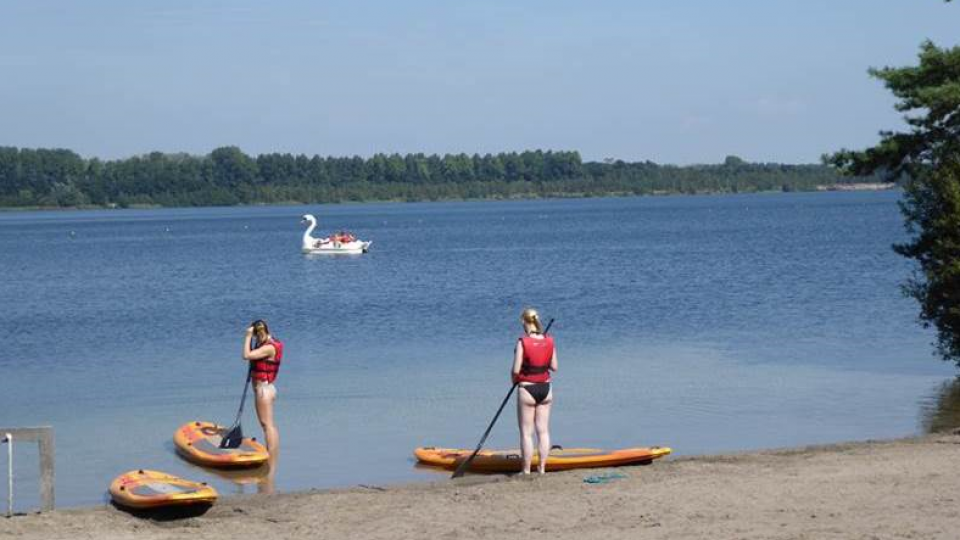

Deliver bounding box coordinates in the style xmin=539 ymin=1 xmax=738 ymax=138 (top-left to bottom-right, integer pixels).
xmin=0 ymin=185 xmax=899 ymax=214
xmin=6 ymin=432 xmax=960 ymax=540
xmin=815 ymin=182 xmax=897 ymax=191
xmin=0 ymin=147 xmax=885 ymax=211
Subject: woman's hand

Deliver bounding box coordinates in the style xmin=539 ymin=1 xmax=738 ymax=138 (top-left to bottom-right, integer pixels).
xmin=243 ymin=327 xmax=256 ymax=361
xmin=512 ymin=340 xmax=524 ymax=384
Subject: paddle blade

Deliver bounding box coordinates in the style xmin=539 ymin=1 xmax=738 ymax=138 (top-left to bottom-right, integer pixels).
xmin=219 ymin=424 xmax=243 ymax=449
xmin=451 ymin=455 xmax=474 ymax=479
xmin=451 ymin=383 xmax=520 ymax=479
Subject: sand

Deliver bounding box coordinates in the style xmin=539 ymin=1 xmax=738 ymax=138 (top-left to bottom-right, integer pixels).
xmin=4 ymin=433 xmax=960 ymax=540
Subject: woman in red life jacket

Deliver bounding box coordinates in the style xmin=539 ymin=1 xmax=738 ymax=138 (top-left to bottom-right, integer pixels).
xmin=512 ymin=308 xmax=558 ymax=475
xmin=243 ymin=319 xmax=284 ymax=459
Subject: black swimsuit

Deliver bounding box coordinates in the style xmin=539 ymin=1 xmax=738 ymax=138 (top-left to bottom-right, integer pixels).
xmin=521 ymin=382 xmax=551 ymax=404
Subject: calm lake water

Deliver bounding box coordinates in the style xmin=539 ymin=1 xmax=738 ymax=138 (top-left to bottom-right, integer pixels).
xmin=1 ymin=191 xmax=957 ymax=510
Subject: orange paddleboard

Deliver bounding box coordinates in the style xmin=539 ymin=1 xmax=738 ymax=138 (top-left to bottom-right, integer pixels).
xmin=109 ymin=470 xmax=217 ymax=509
xmin=415 ymin=446 xmax=671 ymax=473
xmin=174 ymin=421 xmax=269 ymax=468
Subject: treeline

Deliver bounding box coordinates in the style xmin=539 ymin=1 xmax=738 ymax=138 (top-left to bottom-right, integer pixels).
xmin=0 ymin=147 xmax=881 ymax=208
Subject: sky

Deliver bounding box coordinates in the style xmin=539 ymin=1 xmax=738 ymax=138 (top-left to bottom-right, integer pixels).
xmin=0 ymin=0 xmax=956 ymax=164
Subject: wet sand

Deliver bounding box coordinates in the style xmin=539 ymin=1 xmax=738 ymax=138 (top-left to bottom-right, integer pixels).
xmin=4 ymin=433 xmax=960 ymax=540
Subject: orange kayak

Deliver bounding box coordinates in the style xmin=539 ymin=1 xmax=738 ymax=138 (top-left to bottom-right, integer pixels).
xmin=109 ymin=470 xmax=217 ymax=509
xmin=174 ymin=420 xmax=269 ymax=468
xmin=414 ymin=446 xmax=671 ymax=473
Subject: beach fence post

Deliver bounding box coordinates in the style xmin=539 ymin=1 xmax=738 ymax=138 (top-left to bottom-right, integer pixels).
xmin=0 ymin=427 xmax=54 ymax=515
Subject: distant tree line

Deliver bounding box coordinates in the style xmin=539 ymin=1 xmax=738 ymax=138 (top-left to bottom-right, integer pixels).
xmin=0 ymin=147 xmax=882 ymax=209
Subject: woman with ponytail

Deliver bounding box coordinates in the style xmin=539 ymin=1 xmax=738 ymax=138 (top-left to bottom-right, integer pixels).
xmin=243 ymin=319 xmax=284 ymax=459
xmin=511 ymin=308 xmax=558 ymax=474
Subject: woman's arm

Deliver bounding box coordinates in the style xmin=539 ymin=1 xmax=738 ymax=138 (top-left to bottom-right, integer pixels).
xmin=511 ymin=340 xmax=524 ymax=382
xmin=242 ymin=330 xmax=276 ymax=361
xmin=550 ymin=348 xmax=558 ymax=372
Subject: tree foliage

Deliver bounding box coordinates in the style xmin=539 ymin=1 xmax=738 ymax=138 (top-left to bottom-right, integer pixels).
xmin=0 ymin=148 xmax=879 ymax=210
xmin=830 ymin=36 xmax=960 ymax=363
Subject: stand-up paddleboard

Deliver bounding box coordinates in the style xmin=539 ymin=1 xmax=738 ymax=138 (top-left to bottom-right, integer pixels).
xmin=174 ymin=421 xmax=269 ymax=468
xmin=109 ymin=470 xmax=217 ymax=509
xmin=415 ymin=446 xmax=671 ymax=473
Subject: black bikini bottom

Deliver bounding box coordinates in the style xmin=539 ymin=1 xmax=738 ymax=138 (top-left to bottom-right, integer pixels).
xmin=520 ymin=383 xmax=551 ymax=405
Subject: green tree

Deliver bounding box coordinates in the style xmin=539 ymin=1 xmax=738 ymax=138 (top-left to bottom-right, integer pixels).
xmin=724 ymin=155 xmax=746 ymax=168
xmin=830 ymin=36 xmax=960 ymax=363
xmin=41 ymin=181 xmax=89 ymax=207
xmin=210 ymin=146 xmax=258 ymax=188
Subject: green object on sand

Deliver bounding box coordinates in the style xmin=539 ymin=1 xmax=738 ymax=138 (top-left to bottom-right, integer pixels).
xmin=583 ymin=472 xmax=628 ymax=484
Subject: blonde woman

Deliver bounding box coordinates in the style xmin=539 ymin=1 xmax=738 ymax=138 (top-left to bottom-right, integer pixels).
xmin=243 ymin=319 xmax=284 ymax=459
xmin=512 ymin=308 xmax=558 ymax=475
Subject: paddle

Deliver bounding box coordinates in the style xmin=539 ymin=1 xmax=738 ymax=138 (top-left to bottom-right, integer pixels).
xmin=220 ymin=334 xmax=256 ymax=449
xmin=451 ymin=318 xmax=555 ymax=479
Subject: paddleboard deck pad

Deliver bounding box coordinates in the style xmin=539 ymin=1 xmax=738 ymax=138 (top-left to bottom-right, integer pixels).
xmin=109 ymin=469 xmax=217 ymax=509
xmin=415 ymin=446 xmax=671 ymax=473
xmin=174 ymin=420 xmax=269 ymax=468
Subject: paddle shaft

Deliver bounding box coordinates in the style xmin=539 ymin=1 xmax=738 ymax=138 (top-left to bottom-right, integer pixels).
xmin=219 ymin=335 xmax=259 ymax=449
xmin=230 ymin=335 xmax=257 ymax=427
xmin=231 ymin=370 xmax=251 ymax=427
xmin=451 ymin=318 xmax=555 ymax=479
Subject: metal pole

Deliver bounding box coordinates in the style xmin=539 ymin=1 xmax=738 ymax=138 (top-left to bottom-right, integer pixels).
xmin=4 ymin=433 xmax=11 ymax=518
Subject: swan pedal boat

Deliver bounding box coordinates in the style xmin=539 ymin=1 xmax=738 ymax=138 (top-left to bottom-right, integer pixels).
xmin=301 ymin=214 xmax=372 ymax=254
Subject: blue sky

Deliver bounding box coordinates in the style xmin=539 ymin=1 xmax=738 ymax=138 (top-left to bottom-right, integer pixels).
xmin=0 ymin=1 xmax=956 ymax=164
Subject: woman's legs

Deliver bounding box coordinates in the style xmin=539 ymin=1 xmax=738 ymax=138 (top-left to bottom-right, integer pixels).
xmin=534 ymin=391 xmax=553 ymax=474
xmin=254 ymin=383 xmax=279 ymax=459
xmin=517 ymin=387 xmax=537 ymax=474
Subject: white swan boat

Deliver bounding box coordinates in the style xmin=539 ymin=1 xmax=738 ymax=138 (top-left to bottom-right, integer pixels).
xmin=301 ymin=214 xmax=372 ymax=254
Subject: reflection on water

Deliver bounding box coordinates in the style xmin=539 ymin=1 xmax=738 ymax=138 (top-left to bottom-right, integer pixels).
xmin=176 ymin=451 xmax=274 ymax=496
xmin=921 ymin=377 xmax=960 ymax=433
xmin=260 ymin=459 xmax=277 ymax=495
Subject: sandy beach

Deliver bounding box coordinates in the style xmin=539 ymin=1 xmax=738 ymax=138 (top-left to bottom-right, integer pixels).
xmin=4 ymin=432 xmax=960 ymax=540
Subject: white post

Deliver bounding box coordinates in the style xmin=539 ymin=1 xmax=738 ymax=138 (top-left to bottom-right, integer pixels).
xmin=0 ymin=428 xmax=53 ymax=513
xmin=4 ymin=433 xmax=11 ymax=518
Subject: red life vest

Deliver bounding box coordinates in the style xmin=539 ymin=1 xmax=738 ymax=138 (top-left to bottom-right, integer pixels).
xmin=251 ymin=338 xmax=284 ymax=383
xmin=517 ymin=335 xmax=554 ymax=384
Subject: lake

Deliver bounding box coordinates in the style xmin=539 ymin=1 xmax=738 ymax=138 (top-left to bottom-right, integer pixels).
xmin=1 ymin=190 xmax=955 ymax=510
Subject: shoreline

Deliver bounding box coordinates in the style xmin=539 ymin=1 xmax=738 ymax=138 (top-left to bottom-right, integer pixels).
xmin=815 ymin=182 xmax=898 ymax=191
xmin=6 ymin=432 xmax=960 ymax=539
xmin=0 ymin=184 xmax=898 ymax=214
